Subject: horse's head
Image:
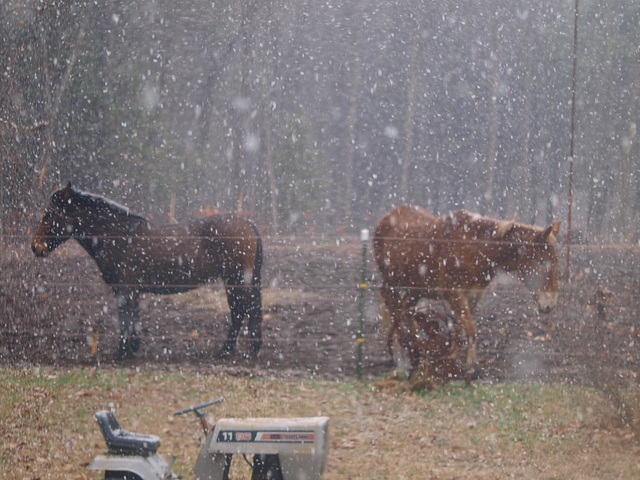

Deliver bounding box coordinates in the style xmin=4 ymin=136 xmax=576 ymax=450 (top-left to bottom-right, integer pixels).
xmin=501 ymin=220 xmax=561 ymax=313
xmin=31 ymin=183 xmax=77 ymax=257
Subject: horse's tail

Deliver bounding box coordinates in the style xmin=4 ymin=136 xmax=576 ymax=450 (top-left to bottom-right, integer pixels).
xmin=246 ymin=222 xmax=263 ymax=358
xmin=251 ymin=223 xmax=263 ymax=287
xmin=372 ymin=217 xmax=391 ymax=278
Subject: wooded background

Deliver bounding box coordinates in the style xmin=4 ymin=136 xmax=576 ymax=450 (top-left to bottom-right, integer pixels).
xmin=1 ymin=0 xmax=638 ymax=239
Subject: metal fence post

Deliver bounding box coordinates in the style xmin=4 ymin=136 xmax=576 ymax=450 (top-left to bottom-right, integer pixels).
xmin=357 ymin=229 xmax=369 ymax=380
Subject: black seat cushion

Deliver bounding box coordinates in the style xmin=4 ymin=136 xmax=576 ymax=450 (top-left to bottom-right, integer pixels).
xmin=95 ymin=411 xmax=161 ymax=456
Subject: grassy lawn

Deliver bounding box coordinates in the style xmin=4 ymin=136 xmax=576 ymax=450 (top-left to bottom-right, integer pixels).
xmin=1 ymin=367 xmax=639 ymax=479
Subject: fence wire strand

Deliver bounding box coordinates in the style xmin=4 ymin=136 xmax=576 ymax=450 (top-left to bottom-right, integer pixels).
xmin=1 ymin=232 xmax=639 ymax=376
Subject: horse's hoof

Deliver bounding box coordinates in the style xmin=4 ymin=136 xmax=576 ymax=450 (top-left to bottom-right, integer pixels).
xmin=465 ymin=343 xmax=478 ymax=367
xmin=242 ymin=352 xmax=258 ymax=362
xmin=116 ymin=337 xmax=139 ymax=359
xmin=129 ymin=336 xmax=141 ymax=353
xmin=464 ymin=373 xmax=473 ymax=386
xmin=407 ymin=367 xmax=437 ymax=392
xmin=464 ymin=365 xmax=479 ymax=385
xmin=216 ymin=350 xmax=231 ymax=360
xmin=216 ymin=344 xmax=235 ymax=360
xmin=115 ymin=347 xmax=136 ymax=360
xmin=247 ymin=341 xmax=262 ymax=360
xmin=448 ymin=344 xmax=461 ymax=361
xmin=407 ymin=376 xmax=436 ymax=392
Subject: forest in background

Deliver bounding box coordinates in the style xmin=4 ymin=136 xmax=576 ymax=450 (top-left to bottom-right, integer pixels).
xmin=1 ymin=0 xmax=639 ymax=239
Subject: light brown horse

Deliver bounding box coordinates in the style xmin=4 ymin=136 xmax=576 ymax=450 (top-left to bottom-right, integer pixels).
xmin=32 ymin=184 xmax=263 ymax=359
xmin=373 ymin=205 xmax=561 ymax=381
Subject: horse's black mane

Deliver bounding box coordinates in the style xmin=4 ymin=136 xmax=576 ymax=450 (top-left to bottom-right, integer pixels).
xmin=71 ymin=188 xmax=148 ymax=223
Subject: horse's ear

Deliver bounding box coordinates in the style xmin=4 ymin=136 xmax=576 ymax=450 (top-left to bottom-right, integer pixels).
xmin=542 ymin=220 xmax=562 ymax=241
xmin=60 ymin=182 xmax=73 ymax=201
xmin=498 ymin=221 xmax=517 ymax=239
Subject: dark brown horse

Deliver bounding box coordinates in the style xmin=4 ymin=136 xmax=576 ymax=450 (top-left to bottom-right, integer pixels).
xmin=31 ymin=184 xmax=263 ymax=359
xmin=374 ymin=205 xmax=560 ymax=382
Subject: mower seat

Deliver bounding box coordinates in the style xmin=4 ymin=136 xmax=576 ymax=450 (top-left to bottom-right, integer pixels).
xmin=95 ymin=410 xmax=161 ymax=456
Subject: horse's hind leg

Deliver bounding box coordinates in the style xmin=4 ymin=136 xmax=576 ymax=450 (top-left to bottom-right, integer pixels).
xmin=446 ymin=291 xmax=478 ymax=379
xmin=246 ymin=285 xmax=263 ymax=358
xmin=218 ymin=265 xmax=263 ymax=360
xmin=218 ymin=284 xmax=252 ymax=359
xmin=115 ymin=291 xmax=141 ymax=358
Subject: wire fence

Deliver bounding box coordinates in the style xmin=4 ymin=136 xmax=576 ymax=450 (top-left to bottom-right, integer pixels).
xmin=1 ymin=232 xmax=639 ymax=385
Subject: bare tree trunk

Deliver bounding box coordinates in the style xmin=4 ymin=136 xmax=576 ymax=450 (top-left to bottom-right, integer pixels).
xmin=340 ymin=1 xmax=366 ymax=223
xmin=629 ymin=50 xmax=640 ymax=241
xmin=38 ymin=20 xmax=86 ymax=189
xmin=258 ymin=0 xmax=307 ymax=234
xmin=521 ymin=8 xmax=535 ymax=223
xmin=264 ymin=114 xmax=279 ymax=233
xmin=586 ymin=17 xmax=615 ymax=240
xmin=230 ymin=0 xmax=260 ymax=214
xmin=618 ymin=32 xmax=640 ymax=241
xmin=486 ymin=19 xmax=500 ymax=214
xmin=343 ymin=65 xmax=360 ymax=220
xmin=399 ymin=40 xmax=419 ymax=203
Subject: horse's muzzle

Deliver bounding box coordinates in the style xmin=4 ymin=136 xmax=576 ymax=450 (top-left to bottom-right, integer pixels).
xmin=537 ymin=291 xmax=558 ymax=313
xmin=31 ymin=240 xmax=49 ymax=257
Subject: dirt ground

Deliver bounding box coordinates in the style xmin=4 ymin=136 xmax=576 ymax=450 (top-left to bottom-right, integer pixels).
xmin=1 ymin=235 xmax=640 ymax=387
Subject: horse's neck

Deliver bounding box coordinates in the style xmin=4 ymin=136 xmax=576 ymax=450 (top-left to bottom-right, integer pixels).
xmin=75 ymin=208 xmax=143 ymax=253
xmin=457 ymin=221 xmax=510 ymax=273
xmin=486 ymin=227 xmax=530 ymax=274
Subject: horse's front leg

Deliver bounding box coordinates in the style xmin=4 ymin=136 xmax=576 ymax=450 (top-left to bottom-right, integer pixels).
xmin=115 ymin=291 xmax=141 ymax=358
xmin=380 ymin=287 xmax=414 ymax=372
xmin=217 ymin=284 xmax=241 ymax=359
xmin=405 ymin=314 xmax=438 ymax=391
xmin=445 ymin=290 xmax=477 ymax=373
xmin=379 ymin=286 xmax=400 ymax=356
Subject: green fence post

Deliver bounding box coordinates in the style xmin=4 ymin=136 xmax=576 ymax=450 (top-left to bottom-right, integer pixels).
xmin=357 ymin=229 xmax=369 ymax=380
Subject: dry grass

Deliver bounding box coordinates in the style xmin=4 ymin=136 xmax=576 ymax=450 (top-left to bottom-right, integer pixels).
xmin=170 ymin=286 xmax=323 ymax=309
xmin=1 ymin=367 xmax=640 ymax=479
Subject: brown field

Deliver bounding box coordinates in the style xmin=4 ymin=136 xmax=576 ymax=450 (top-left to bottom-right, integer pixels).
xmin=2 ymin=368 xmax=640 ymax=480
xmin=1 ymin=237 xmax=640 ymax=478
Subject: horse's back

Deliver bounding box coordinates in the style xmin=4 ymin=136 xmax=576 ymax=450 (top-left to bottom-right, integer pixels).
xmin=373 ymin=205 xmax=444 ymax=292
xmin=147 ymin=214 xmax=253 ymax=237
xmin=198 ymin=215 xmax=262 ymax=282
xmin=139 ymin=214 xmax=261 ymax=285
xmin=374 ymin=204 xmax=440 ymax=262
xmin=374 ymin=204 xmax=438 ymax=239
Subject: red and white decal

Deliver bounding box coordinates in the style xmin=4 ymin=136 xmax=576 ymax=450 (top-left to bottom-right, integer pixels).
xmin=255 ymin=431 xmax=315 ymax=443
